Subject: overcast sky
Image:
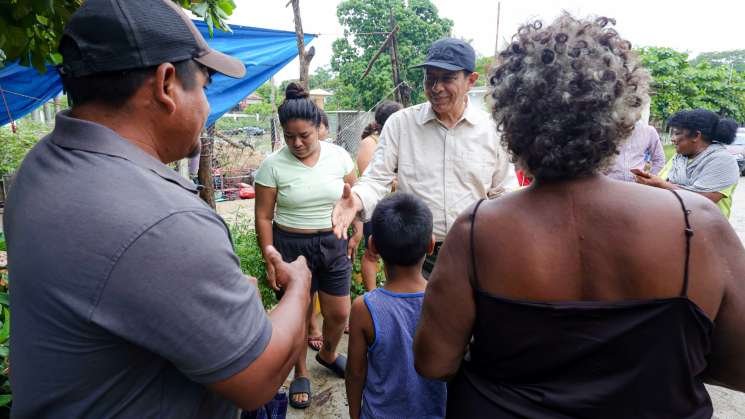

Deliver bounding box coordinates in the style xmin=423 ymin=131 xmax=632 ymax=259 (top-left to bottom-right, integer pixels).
xmin=228 ymin=0 xmax=744 ymax=82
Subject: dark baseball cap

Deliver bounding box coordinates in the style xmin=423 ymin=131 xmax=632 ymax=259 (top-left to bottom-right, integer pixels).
xmin=412 ymin=38 xmax=476 ymax=72
xmin=58 ymin=0 xmax=245 ymax=79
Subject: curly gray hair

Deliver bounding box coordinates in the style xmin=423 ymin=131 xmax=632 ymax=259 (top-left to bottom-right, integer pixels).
xmin=490 ymin=14 xmax=650 ymax=180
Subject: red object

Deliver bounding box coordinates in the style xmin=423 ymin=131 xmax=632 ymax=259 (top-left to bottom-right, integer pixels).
xmin=516 ymin=169 xmax=533 ymax=186
xmin=238 ymin=184 xmax=255 ymax=200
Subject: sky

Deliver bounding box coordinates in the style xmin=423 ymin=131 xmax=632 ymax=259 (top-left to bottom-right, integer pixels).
xmin=228 ymin=0 xmax=745 ymax=82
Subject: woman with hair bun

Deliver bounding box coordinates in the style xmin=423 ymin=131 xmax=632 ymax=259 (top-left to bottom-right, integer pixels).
xmin=633 ymin=109 xmax=740 ymax=217
xmin=414 ymin=14 xmax=745 ymax=418
xmin=254 ymin=82 xmax=362 ymax=409
xmin=355 ymin=100 xmax=403 ymax=291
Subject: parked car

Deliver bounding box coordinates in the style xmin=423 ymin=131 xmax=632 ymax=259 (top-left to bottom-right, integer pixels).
xmin=726 ymin=128 xmax=745 ymax=175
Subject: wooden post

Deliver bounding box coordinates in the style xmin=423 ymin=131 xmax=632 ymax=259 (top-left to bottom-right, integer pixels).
xmin=388 ymin=12 xmax=410 ymax=107
xmin=198 ymin=126 xmax=216 ymax=209
xmin=494 ymin=1 xmax=501 ymax=58
xmin=287 ymin=0 xmax=315 ymax=90
xmin=270 ymin=76 xmax=281 ymax=151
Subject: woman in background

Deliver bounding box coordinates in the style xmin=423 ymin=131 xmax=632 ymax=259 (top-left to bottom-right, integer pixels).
xmin=355 ymin=100 xmax=403 ymax=291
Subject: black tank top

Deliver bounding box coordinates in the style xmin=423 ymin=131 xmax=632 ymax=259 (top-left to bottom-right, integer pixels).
xmin=448 ymin=190 xmax=714 ymax=419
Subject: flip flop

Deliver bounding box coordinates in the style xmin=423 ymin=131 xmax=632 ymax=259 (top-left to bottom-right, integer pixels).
xmin=307 ymin=335 xmax=323 ymax=352
xmin=315 ymin=353 xmax=347 ymax=378
xmin=288 ymin=376 xmax=311 ymax=409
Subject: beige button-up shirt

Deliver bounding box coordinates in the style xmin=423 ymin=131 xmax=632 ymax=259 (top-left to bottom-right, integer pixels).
xmin=353 ymin=99 xmax=510 ymax=241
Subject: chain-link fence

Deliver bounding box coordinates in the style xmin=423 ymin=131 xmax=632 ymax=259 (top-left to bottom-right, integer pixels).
xmin=327 ymin=110 xmax=373 ymax=157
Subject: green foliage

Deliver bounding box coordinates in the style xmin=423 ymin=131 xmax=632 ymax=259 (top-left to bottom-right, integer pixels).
xmin=691 ymin=50 xmax=745 ymax=73
xmin=0 ymin=119 xmax=51 ymax=176
xmin=473 ymin=55 xmax=495 ymax=86
xmin=331 ymin=0 xmax=453 ymax=110
xmin=0 ymin=0 xmax=236 ymax=73
xmin=229 ymin=218 xmax=278 ymax=308
xmin=243 ymin=102 xmax=273 ymax=118
xmin=638 ymin=47 xmax=745 ymax=125
xmin=0 ymin=234 xmax=10 ymax=410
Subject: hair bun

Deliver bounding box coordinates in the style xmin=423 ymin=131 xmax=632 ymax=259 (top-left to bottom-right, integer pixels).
xmin=714 ymin=118 xmax=738 ymax=145
xmin=285 ymin=82 xmax=309 ymax=100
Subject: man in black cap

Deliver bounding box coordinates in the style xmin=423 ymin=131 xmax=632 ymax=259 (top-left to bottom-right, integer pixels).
xmin=4 ymin=1 xmax=311 ymax=417
xmin=333 ymin=38 xmax=511 ymax=276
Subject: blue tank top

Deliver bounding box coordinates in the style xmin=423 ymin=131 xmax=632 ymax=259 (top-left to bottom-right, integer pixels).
xmin=362 ymin=288 xmax=447 ymax=419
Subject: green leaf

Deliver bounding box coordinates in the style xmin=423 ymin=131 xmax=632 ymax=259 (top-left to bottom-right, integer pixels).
xmin=0 ymin=308 xmax=9 ymax=344
xmin=0 ymin=293 xmax=8 ymax=307
xmin=0 ymin=345 xmax=8 ymax=358
xmin=0 ymin=394 xmax=11 ymax=407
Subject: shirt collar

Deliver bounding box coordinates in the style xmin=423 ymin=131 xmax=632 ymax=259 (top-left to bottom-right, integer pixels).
xmin=417 ymin=95 xmax=486 ymax=126
xmin=49 ymin=111 xmax=199 ymax=193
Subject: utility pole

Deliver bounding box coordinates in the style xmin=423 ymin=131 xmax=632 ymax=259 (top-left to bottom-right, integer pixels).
xmin=494 ymin=1 xmax=501 ymax=58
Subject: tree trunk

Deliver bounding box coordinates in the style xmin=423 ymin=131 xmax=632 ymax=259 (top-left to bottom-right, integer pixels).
xmin=288 ymin=0 xmax=315 ymax=89
xmin=198 ymin=126 xmax=216 ymax=209
xmin=388 ymin=13 xmax=410 ymax=107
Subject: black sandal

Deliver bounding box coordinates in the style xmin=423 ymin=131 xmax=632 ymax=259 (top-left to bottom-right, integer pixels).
xmin=315 ymin=353 xmax=347 ymax=378
xmin=288 ymin=376 xmax=311 ymax=409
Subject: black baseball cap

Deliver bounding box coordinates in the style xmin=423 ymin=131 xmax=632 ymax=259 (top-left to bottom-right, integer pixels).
xmin=412 ymin=38 xmax=476 ymax=72
xmin=58 ymin=0 xmax=245 ymax=79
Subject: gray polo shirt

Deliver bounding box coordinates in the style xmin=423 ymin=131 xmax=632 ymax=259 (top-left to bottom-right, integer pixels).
xmin=4 ymin=112 xmax=272 ymax=418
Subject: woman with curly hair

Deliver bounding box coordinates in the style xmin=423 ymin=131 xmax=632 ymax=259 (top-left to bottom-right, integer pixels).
xmin=414 ymin=14 xmax=745 ymax=418
xmin=633 ymin=109 xmax=740 ymax=218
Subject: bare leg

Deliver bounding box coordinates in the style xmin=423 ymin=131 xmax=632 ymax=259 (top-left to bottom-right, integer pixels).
xmin=317 ymin=291 xmax=351 ymax=364
xmin=291 ymin=299 xmax=314 ymax=405
xmin=307 ymin=292 xmax=322 ymax=338
xmin=361 ymin=249 xmax=378 ymax=292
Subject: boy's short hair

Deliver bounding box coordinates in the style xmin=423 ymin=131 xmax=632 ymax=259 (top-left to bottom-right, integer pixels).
xmin=371 ymin=193 xmax=433 ymax=267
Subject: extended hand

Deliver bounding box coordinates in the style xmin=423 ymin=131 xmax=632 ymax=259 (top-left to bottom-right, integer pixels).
xmin=631 ymin=168 xmax=666 ymax=188
xmin=332 ymin=183 xmax=360 ymax=240
xmin=263 ymin=245 xmax=311 ymax=293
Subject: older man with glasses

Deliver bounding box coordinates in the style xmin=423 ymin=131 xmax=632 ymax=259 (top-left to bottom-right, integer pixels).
xmin=333 ymin=38 xmax=511 ymax=277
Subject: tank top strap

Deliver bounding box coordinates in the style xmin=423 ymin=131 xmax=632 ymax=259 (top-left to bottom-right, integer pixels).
xmin=469 ymin=199 xmax=487 ymax=291
xmin=669 ymin=190 xmax=694 ymax=297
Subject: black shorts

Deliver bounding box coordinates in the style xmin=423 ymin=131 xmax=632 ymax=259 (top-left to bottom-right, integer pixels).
xmin=273 ymin=225 xmax=352 ymax=296
xmin=363 ymin=221 xmax=373 ymax=247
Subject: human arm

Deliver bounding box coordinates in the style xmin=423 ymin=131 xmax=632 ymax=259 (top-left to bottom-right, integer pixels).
xmin=647 ymin=128 xmax=666 ymax=175
xmin=488 ymin=141 xmax=512 ymax=197
xmin=343 ymin=169 xmax=364 ymax=258
xmin=346 ymin=115 xmax=401 ymax=224
xmin=209 ymin=245 xmax=311 ymax=409
xmin=255 ymin=184 xmax=279 ymax=290
xmin=700 ymin=206 xmax=745 ymax=391
xmin=356 ymin=136 xmax=378 ymax=176
xmin=631 ymin=169 xmax=725 ymax=203
xmin=414 ymin=211 xmax=476 ymax=380
xmin=91 ymin=211 xmax=311 ymax=411
xmin=346 ymin=295 xmax=373 ymax=419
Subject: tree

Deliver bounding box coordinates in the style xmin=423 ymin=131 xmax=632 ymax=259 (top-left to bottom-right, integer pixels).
xmin=474 ymin=55 xmax=494 ymax=87
xmin=331 ymin=0 xmax=453 ymax=110
xmin=287 ymin=0 xmax=314 ymax=89
xmin=638 ymin=47 xmax=745 ymax=125
xmin=691 ymin=50 xmax=745 ymax=73
xmin=0 ymin=0 xmax=236 ymax=73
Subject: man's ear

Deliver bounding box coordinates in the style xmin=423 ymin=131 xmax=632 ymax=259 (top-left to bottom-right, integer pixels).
xmin=467 ymin=71 xmax=479 ymax=88
xmin=369 ymin=236 xmax=380 ymax=257
xmin=427 ymin=235 xmax=436 ymax=255
xmin=153 ymin=62 xmax=177 ymax=115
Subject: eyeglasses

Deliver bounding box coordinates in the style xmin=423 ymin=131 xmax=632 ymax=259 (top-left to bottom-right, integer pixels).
xmin=423 ymin=73 xmax=461 ymax=87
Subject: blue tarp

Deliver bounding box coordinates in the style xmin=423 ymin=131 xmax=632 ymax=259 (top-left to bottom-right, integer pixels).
xmin=0 ymin=21 xmax=314 ymax=127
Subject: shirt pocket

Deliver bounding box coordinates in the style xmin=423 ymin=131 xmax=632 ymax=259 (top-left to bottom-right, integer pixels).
xmin=453 ymin=151 xmax=495 ymax=187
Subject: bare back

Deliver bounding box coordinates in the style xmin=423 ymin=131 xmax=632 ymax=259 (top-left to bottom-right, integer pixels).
xmin=472 ymin=176 xmax=727 ymax=319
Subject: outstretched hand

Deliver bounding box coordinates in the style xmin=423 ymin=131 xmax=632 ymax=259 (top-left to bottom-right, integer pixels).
xmin=631 ymin=168 xmax=666 ymax=188
xmin=332 ymin=183 xmax=360 ymax=240
xmin=263 ymin=245 xmax=311 ymax=293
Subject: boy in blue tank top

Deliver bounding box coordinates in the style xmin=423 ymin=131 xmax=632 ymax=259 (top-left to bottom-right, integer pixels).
xmin=346 ymin=193 xmax=447 ymax=419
